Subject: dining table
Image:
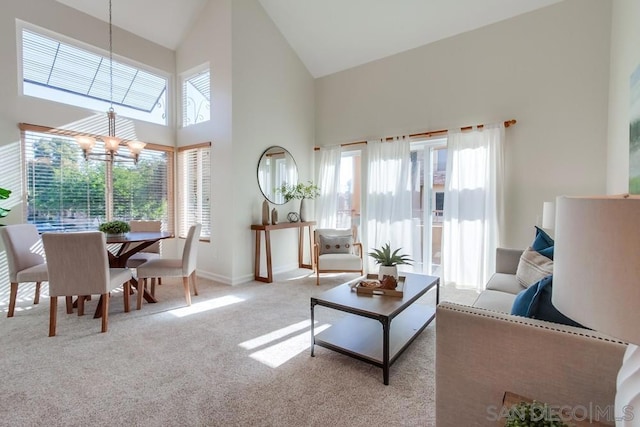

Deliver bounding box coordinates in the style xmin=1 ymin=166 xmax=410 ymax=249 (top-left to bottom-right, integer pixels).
xmin=90 ymin=231 xmax=172 ymax=318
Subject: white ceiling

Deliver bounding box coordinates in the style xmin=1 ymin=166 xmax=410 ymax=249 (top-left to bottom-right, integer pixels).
xmin=58 ymin=0 xmax=563 ymax=78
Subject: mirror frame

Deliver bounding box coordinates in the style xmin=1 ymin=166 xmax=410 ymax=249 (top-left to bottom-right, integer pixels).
xmin=257 ymin=146 xmax=298 ymax=205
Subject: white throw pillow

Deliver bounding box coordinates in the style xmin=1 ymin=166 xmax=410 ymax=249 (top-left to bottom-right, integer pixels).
xmin=318 ymin=235 xmax=353 ymax=255
xmin=515 ymin=247 xmax=553 ymax=288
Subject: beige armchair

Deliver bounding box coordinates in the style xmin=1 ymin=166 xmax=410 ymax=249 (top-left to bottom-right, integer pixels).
xmin=136 ymin=223 xmax=201 ymax=306
xmin=42 ymin=231 xmax=132 ymax=336
xmin=0 ymin=224 xmax=48 ymax=317
xmin=314 ymin=227 xmax=363 ymax=285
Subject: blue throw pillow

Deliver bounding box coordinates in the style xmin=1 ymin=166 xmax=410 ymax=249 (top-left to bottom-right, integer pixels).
xmin=510 ymin=284 xmax=539 ymax=317
xmin=531 ymin=226 xmax=554 ymax=259
xmin=526 ymin=275 xmax=585 ymax=329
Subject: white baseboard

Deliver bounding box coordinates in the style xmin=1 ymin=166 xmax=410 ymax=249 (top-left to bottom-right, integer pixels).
xmin=196 ymin=262 xmax=301 ymax=286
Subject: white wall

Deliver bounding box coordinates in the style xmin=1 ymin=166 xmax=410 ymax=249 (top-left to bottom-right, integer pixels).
xmin=176 ymin=0 xmax=233 ymax=282
xmin=607 ymin=0 xmax=640 ymax=193
xmin=315 ymin=0 xmax=612 ymax=249
xmin=176 ymin=0 xmax=315 ymax=284
xmin=230 ymin=0 xmax=315 ymax=282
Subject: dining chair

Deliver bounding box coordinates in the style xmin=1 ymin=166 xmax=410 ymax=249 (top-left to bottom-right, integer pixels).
xmin=126 ymin=220 xmax=162 ymax=299
xmin=0 ymin=224 xmax=48 ymax=317
xmin=314 ymin=226 xmax=363 ymax=286
xmin=136 ymin=223 xmax=201 ymax=306
xmin=42 ymin=231 xmax=132 ymax=336
xmin=126 ymin=220 xmax=162 ymax=268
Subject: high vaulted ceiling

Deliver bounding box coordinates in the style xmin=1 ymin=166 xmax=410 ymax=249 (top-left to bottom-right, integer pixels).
xmin=58 ymin=0 xmax=563 ymax=78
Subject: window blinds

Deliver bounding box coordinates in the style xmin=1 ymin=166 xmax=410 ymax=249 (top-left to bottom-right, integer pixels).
xmin=23 ymin=130 xmax=173 ymax=234
xmin=177 ymin=144 xmax=211 ymax=239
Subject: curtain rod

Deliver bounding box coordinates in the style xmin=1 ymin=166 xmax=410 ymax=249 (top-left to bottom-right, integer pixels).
xmin=313 ymin=119 xmax=516 ymax=151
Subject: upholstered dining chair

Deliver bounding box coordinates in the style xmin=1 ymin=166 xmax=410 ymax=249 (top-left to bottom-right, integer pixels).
xmin=136 ymin=223 xmax=201 ymax=306
xmin=314 ymin=226 xmax=363 ymax=286
xmin=126 ymin=220 xmax=162 ymax=297
xmin=126 ymin=220 xmax=162 ymax=268
xmin=42 ymin=231 xmax=132 ymax=336
xmin=0 ymin=224 xmax=48 ymax=317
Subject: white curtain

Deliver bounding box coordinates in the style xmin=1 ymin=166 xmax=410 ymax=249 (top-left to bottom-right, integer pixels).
xmin=365 ymin=137 xmax=414 ymax=272
xmin=315 ymin=145 xmax=342 ymax=228
xmin=442 ymin=124 xmax=504 ymax=291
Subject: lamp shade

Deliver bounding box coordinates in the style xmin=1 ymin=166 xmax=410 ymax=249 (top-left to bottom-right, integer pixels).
xmin=541 ymin=201 xmax=555 ymax=229
xmin=103 ymin=136 xmax=121 ymax=152
xmin=76 ymin=135 xmax=96 ymax=151
xmin=126 ymin=140 xmax=146 ymax=155
xmin=552 ymin=195 xmax=640 ymax=345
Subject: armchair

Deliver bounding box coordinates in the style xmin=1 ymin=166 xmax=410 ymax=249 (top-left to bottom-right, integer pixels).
xmin=314 ymin=226 xmax=363 ymax=285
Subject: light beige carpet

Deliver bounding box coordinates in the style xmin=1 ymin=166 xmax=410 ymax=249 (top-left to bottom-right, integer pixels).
xmin=0 ymin=270 xmax=478 ymax=427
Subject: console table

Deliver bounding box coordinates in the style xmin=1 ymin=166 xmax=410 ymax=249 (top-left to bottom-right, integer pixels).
xmin=251 ymin=221 xmax=315 ymax=283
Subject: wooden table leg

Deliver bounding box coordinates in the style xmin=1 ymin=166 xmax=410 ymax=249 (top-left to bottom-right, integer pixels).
xmin=298 ymin=226 xmax=304 ymax=267
xmin=265 ymin=230 xmax=272 ymax=283
xmin=93 ymin=278 xmax=157 ymax=318
xmin=254 ymin=230 xmax=262 ymax=280
xmin=299 ymin=224 xmax=313 ymax=270
xmin=254 ymin=229 xmax=272 ymax=283
xmin=308 ymin=225 xmax=313 ymax=268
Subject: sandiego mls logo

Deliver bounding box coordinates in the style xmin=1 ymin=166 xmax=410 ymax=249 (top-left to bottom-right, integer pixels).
xmin=485 ymin=403 xmax=634 ymax=424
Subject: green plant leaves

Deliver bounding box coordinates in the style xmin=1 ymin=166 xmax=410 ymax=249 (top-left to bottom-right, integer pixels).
xmin=0 ymin=187 xmax=12 ymax=220
xmin=368 ymin=242 xmax=413 ymax=266
xmin=276 ymin=181 xmax=320 ymax=202
xmin=98 ymin=220 xmax=131 ymax=234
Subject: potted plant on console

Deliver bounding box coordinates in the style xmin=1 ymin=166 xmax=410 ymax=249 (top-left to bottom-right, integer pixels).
xmin=276 ymin=181 xmax=320 ymax=222
xmin=368 ymin=242 xmax=413 ymax=280
xmin=98 ymin=220 xmax=131 ymax=236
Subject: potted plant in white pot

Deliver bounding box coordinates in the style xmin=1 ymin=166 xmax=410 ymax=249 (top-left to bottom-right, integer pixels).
xmin=368 ymin=242 xmax=413 ymax=280
xmin=276 ymin=181 xmax=320 ymax=222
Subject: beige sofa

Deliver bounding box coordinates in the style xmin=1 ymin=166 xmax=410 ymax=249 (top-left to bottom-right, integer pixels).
xmin=435 ymin=248 xmax=627 ymax=426
xmin=471 ymin=247 xmax=525 ymax=312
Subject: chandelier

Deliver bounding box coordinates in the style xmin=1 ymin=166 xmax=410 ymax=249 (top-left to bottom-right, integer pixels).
xmin=75 ymin=0 xmax=145 ymax=164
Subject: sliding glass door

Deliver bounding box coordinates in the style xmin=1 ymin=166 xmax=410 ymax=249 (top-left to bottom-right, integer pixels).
xmin=410 ymin=138 xmax=447 ymax=275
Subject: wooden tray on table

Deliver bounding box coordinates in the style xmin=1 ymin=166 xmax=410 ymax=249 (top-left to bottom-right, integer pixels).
xmin=355 ymin=274 xmax=405 ymax=297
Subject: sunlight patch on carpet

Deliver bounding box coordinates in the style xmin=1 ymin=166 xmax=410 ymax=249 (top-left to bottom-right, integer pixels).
xmin=239 ymin=319 xmax=315 ymax=350
xmin=248 ymin=324 xmax=331 ymax=368
xmin=283 ymin=272 xmax=315 ymax=280
xmin=168 ymin=295 xmax=245 ymax=317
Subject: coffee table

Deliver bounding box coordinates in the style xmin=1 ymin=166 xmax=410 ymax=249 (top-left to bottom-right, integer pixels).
xmin=310 ymin=272 xmax=439 ymax=385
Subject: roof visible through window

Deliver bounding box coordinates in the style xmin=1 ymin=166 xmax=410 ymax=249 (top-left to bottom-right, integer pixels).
xmin=21 ymin=28 xmax=167 ymax=124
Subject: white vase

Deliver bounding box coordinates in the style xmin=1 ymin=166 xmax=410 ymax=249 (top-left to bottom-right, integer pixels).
xmin=299 ymin=198 xmax=307 ymax=222
xmin=378 ymin=265 xmax=398 ymax=280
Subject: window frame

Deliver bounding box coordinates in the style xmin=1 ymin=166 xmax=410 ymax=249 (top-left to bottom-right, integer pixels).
xmin=180 ymin=64 xmax=211 ymax=128
xmin=17 ymin=20 xmax=171 ymax=126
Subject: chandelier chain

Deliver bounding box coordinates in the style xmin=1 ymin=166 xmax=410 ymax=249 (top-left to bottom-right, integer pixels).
xmin=108 ymin=0 xmax=115 ymax=138
xmin=108 ymin=0 xmax=113 ymax=113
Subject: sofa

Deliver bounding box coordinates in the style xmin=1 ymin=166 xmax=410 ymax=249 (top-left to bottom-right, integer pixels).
xmin=471 ymin=247 xmax=524 ymax=312
xmin=435 ymin=248 xmax=627 ymax=426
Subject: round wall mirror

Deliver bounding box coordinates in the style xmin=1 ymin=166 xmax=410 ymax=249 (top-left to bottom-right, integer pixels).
xmin=257 ymin=146 xmax=298 ymax=205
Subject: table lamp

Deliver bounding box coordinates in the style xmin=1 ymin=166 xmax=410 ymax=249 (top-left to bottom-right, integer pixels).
xmin=542 ymin=201 xmax=555 ymax=230
xmin=553 ymin=195 xmax=640 ymax=425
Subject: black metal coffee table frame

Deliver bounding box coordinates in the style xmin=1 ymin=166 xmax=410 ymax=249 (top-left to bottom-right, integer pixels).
xmin=310 ymin=272 xmax=439 ymax=385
